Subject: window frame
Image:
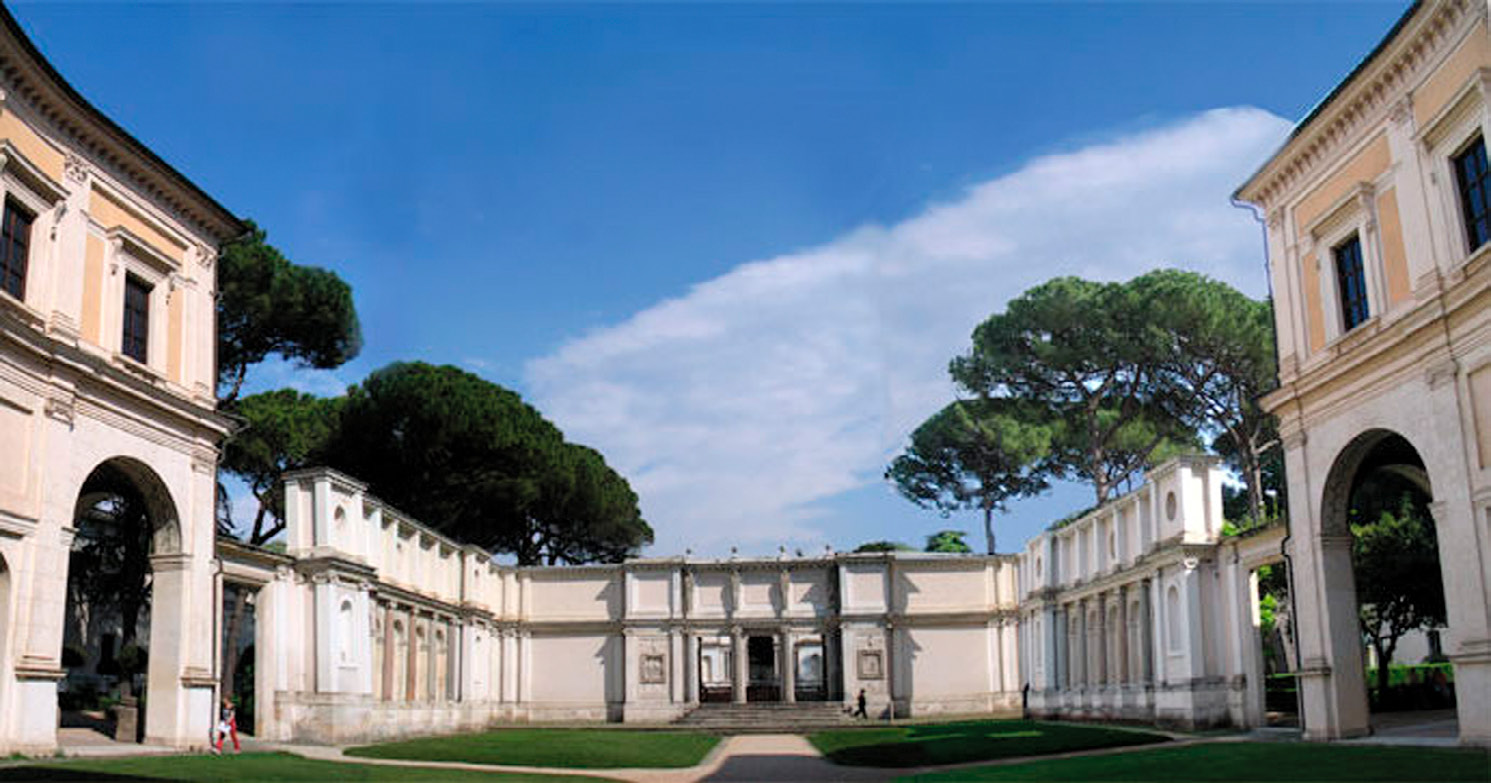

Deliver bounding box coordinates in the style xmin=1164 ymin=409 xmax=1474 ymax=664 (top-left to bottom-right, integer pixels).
xmin=104 ymin=230 xmax=173 ymax=375
xmin=1416 ymin=69 xmax=1491 ymax=267
xmin=1304 ymin=181 xmax=1386 ymax=346
xmin=121 ymin=272 xmax=151 ymax=363
xmin=0 ymin=197 xmax=34 ymax=302
xmin=1333 ymin=233 xmax=1371 ymax=332
xmin=0 ymin=140 xmax=66 ymax=312
xmin=1452 ymin=134 xmax=1491 ymax=252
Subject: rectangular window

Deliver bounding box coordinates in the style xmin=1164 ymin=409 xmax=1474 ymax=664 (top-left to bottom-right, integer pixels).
xmin=1334 ymin=234 xmax=1370 ymax=331
xmin=0 ymin=199 xmax=33 ymax=301
xmin=122 ymin=275 xmax=150 ymax=363
xmin=1454 ymin=136 xmax=1491 ymax=251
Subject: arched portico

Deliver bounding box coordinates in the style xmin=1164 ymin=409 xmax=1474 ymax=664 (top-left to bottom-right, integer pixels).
xmin=53 ymin=456 xmax=214 ymax=749
xmin=1288 ymin=424 xmax=1488 ymax=744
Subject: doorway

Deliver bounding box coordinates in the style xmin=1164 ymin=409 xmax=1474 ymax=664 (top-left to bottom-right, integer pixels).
xmin=746 ymin=636 xmax=778 ymax=702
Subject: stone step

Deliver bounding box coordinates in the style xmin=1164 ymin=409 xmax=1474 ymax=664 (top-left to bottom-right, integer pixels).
xmin=674 ymin=702 xmax=861 ymax=731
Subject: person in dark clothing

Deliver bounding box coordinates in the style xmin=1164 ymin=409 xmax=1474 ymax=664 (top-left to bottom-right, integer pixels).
xmin=853 ymin=688 xmax=868 ymax=719
xmin=1021 ymin=682 xmax=1030 ymax=719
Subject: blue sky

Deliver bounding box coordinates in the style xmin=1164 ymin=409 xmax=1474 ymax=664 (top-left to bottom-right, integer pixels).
xmin=11 ymin=2 xmax=1407 ymax=556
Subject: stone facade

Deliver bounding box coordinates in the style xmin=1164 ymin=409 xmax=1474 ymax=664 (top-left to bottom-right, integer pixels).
xmin=248 ymin=467 xmax=1023 ymax=743
xmin=1018 ymin=457 xmax=1285 ymax=730
xmin=1235 ymin=0 xmax=1491 ymax=746
xmin=2 ymin=0 xmax=1485 ymax=755
xmin=0 ymin=5 xmax=240 ymax=753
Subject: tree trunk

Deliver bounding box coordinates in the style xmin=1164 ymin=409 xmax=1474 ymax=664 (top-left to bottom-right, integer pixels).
xmin=221 ymin=588 xmax=250 ymax=699
xmin=982 ymin=499 xmax=996 ymax=555
xmin=121 ymin=603 xmax=140 ymax=648
xmin=1377 ymin=636 xmax=1397 ymax=700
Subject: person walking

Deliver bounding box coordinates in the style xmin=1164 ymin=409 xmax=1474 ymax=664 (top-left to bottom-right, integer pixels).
xmin=213 ymin=695 xmax=240 ymax=754
xmin=853 ymin=688 xmax=868 ymax=719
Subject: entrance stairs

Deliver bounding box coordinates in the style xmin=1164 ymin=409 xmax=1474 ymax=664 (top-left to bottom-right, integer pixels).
xmin=673 ymin=702 xmax=858 ymax=732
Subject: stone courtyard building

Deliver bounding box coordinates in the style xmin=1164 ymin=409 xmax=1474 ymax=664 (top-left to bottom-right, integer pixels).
xmin=1 ymin=0 xmax=1489 ymax=755
xmin=1235 ymin=0 xmax=1491 ymax=745
xmin=242 ymin=468 xmax=1022 ymax=743
xmin=1019 ymin=456 xmax=1285 ymax=730
xmin=0 ymin=5 xmax=241 ymax=751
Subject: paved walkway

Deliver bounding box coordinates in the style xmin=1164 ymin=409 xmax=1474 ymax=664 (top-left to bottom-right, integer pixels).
xmin=276 ymin=733 xmax=1200 ymax=783
xmin=280 ymin=735 xmax=893 ymax=783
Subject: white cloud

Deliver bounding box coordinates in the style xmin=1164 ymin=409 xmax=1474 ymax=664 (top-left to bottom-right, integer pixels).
xmin=242 ymin=356 xmax=352 ymax=399
xmin=526 ymin=108 xmax=1291 ymax=556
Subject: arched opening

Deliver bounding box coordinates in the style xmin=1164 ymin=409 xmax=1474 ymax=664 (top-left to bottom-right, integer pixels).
xmin=60 ymin=458 xmax=180 ymax=745
xmin=0 ymin=553 xmax=12 ymax=739
xmin=1321 ymin=430 xmax=1451 ymax=734
xmin=1166 ymin=586 xmax=1182 ymax=653
xmin=221 ymin=582 xmax=259 ymax=737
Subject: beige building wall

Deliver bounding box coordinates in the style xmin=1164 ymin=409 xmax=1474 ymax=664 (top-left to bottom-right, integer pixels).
xmin=256 ymin=467 xmax=1023 ymax=742
xmin=1018 ymin=457 xmax=1283 ymax=730
xmin=1236 ymin=0 xmax=1491 ymax=746
xmin=0 ymin=4 xmax=240 ymax=754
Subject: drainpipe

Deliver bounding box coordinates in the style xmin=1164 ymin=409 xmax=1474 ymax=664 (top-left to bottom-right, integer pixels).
xmin=1231 ymin=195 xmax=1306 ymax=734
xmin=211 ymin=556 xmax=224 ymax=745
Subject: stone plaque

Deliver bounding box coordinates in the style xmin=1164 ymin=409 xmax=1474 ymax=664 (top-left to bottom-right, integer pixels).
xmin=857 ymin=649 xmax=884 ymax=680
xmin=640 ymin=653 xmax=666 ymax=684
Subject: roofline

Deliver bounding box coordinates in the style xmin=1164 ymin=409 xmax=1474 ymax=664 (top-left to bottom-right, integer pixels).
xmin=1233 ymin=1 xmax=1424 ymax=203
xmin=0 ymin=3 xmax=244 ymax=240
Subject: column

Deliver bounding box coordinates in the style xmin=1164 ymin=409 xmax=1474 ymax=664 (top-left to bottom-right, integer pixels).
xmin=1145 ymin=577 xmax=1159 ymax=685
xmin=1182 ymin=565 xmax=1207 ymax=681
xmin=1241 ymin=568 xmax=1265 ymax=728
xmin=143 ymin=553 xmax=197 ymax=747
xmin=669 ymin=629 xmax=684 ymax=704
xmin=1059 ymin=605 xmax=1073 ymax=690
xmin=1042 ymin=606 xmax=1059 ymax=691
xmin=382 ymin=604 xmax=396 ymax=700
xmin=990 ymin=621 xmax=1004 ymax=695
xmin=1001 ymin=620 xmax=1019 ymax=696
xmin=406 ymin=614 xmax=420 ymax=702
xmin=1076 ymin=599 xmax=1088 ymax=688
xmin=1096 ymin=592 xmax=1109 ymax=686
xmin=517 ymin=630 xmax=531 ymax=704
xmin=780 ymin=629 xmax=795 ymax=703
xmin=684 ymin=634 xmax=699 ymax=702
xmin=825 ymin=627 xmax=841 ymax=701
xmin=623 ymin=630 xmax=640 ymax=707
xmin=731 ymin=627 xmax=747 ymax=703
xmin=1117 ymin=586 xmax=1130 ymax=686
xmin=1292 ymin=532 xmax=1370 ymax=740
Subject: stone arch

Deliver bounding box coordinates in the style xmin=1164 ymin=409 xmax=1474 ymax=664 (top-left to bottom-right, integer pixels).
xmin=63 ymin=457 xmax=187 ymax=745
xmin=73 ymin=457 xmax=183 ymax=556
xmin=0 ymin=551 xmax=12 ymax=741
xmin=1303 ymin=427 xmax=1449 ymax=739
xmin=1319 ymin=429 xmax=1431 ymax=538
xmin=1166 ymin=585 xmax=1183 ymax=653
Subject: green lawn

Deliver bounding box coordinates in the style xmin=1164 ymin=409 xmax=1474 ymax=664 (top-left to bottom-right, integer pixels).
xmin=0 ymin=752 xmax=614 ymax=782
xmin=808 ymin=719 xmax=1169 ymax=767
xmin=347 ymin=728 xmax=720 ymax=769
xmin=896 ymin=741 xmax=1491 ymax=782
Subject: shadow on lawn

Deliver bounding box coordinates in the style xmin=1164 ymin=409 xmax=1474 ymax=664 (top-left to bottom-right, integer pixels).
xmin=0 ymin=769 xmax=159 ymax=782
xmin=821 ymin=720 xmax=1167 ymax=768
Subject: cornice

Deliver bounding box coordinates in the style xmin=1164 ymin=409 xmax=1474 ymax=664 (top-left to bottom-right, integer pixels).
xmin=1236 ymin=0 xmax=1481 ymax=210
xmin=216 ymin=536 xmax=294 ymax=565
xmin=1025 ymin=539 xmax=1218 ymax=607
xmin=0 ymin=6 xmax=242 ymax=242
xmin=294 ymin=554 xmax=377 ymax=584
